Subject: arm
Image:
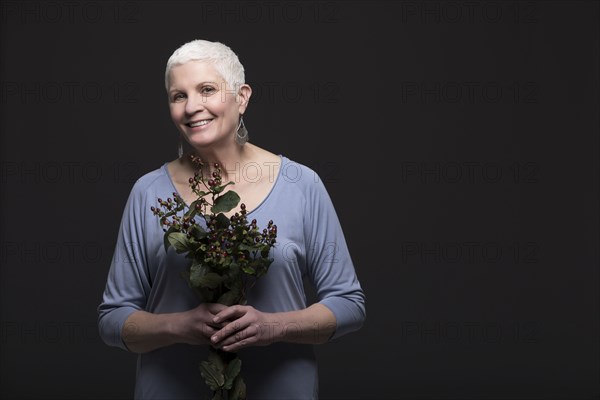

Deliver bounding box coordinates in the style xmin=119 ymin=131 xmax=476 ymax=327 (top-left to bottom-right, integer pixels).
xmin=121 ymin=303 xmax=228 ymax=353
xmin=302 ymin=169 xmax=366 ymax=340
xmin=211 ymin=166 xmax=366 ymax=351
xmin=98 ymin=180 xmax=227 ymax=354
xmin=209 ymin=303 xmax=336 ymax=352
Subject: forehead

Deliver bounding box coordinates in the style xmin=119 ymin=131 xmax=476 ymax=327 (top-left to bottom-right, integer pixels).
xmin=168 ymin=60 xmax=226 ymax=89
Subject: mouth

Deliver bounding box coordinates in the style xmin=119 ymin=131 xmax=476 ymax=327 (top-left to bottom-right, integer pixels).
xmin=185 ymin=118 xmax=214 ymax=128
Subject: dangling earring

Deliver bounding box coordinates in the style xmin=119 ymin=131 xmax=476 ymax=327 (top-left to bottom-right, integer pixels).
xmin=178 ymin=139 xmax=183 ymax=158
xmin=235 ymin=116 xmax=249 ymax=146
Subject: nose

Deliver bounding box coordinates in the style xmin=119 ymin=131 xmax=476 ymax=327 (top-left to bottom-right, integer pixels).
xmin=184 ymin=92 xmax=206 ymax=116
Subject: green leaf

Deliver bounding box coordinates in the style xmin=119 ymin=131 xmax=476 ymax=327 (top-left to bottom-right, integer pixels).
xmin=163 ymin=226 xmax=177 ymax=253
xmin=207 ymin=348 xmax=226 ymax=373
xmin=217 ymin=290 xmax=238 ymax=307
xmin=229 ymin=278 xmax=242 ymax=293
xmin=189 ymin=263 xmax=208 ymax=287
xmin=238 ymin=243 xmax=257 ymax=252
xmin=199 ymin=361 xmax=225 ymax=391
xmin=183 ymin=210 xmax=197 ymax=224
xmin=188 ymin=199 xmax=202 ymax=214
xmin=223 ymin=358 xmax=242 ymax=390
xmin=226 ymin=262 xmax=240 ymax=280
xmin=241 ymin=265 xmax=255 ymax=274
xmin=167 ymin=232 xmax=190 ymax=253
xmin=189 ymin=224 xmax=208 ymax=240
xmin=197 ymin=272 xmax=224 ymax=289
xmin=217 ymin=279 xmax=242 ymax=306
xmin=213 ymin=181 xmax=235 ymax=194
xmin=230 ymin=375 xmax=246 ymax=400
xmin=211 ymin=191 xmax=240 ymax=214
xmin=261 ymin=248 xmax=272 ymax=258
xmin=215 ymin=213 xmax=231 ymax=229
xmin=200 ymin=287 xmax=216 ymax=303
xmin=222 ymin=256 xmax=233 ymax=268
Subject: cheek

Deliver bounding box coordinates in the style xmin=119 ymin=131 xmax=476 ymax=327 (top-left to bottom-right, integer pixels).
xmin=209 ymin=98 xmax=230 ymax=115
xmin=223 ymin=102 xmax=241 ymax=120
xmin=169 ymin=105 xmax=183 ymax=121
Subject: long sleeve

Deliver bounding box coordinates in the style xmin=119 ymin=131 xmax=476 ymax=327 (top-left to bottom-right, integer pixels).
xmin=302 ymin=170 xmax=366 ymax=340
xmin=96 ymin=157 xmax=365 ymax=398
xmin=97 ymin=178 xmax=152 ymax=351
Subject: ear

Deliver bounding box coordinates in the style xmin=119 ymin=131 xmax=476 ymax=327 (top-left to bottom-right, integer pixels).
xmin=237 ymin=84 xmax=252 ymax=114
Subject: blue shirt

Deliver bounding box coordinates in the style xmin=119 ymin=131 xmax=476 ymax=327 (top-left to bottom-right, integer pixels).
xmin=97 ymin=155 xmax=366 ymax=399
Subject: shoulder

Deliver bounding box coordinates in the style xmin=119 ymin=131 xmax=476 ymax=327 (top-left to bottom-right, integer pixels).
xmin=278 ymin=156 xmax=330 ymax=203
xmin=279 ymin=156 xmax=321 ymax=187
xmin=127 ymin=163 xmax=172 ymax=205
xmin=248 ymin=145 xmax=323 ymax=192
xmin=282 ymin=155 xmax=328 ymax=184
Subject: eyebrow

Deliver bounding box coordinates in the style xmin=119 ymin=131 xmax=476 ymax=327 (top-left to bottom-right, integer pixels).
xmin=169 ymin=81 xmax=220 ymax=94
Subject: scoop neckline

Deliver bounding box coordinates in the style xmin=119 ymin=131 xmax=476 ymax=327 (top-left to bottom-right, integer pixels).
xmin=161 ymin=154 xmax=285 ymax=218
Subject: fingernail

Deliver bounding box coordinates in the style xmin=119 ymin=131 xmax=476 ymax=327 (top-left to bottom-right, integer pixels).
xmin=212 ymin=336 xmax=217 ymax=342
xmin=213 ymin=317 xmax=220 ymax=323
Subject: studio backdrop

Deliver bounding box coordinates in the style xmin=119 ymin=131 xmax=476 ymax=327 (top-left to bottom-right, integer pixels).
xmin=1 ymin=1 xmax=598 ymax=399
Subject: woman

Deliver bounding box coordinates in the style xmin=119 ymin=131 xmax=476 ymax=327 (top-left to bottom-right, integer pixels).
xmin=98 ymin=39 xmax=366 ymax=399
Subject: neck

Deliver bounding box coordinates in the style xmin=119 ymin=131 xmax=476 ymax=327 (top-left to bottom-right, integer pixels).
xmin=181 ymin=143 xmax=255 ymax=183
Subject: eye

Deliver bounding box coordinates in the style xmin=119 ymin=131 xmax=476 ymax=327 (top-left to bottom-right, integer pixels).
xmin=172 ymin=93 xmax=185 ymax=102
xmin=201 ymin=86 xmax=216 ymax=94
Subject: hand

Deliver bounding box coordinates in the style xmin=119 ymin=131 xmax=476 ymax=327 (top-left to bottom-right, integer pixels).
xmin=177 ymin=303 xmax=229 ymax=346
xmin=210 ymin=305 xmax=278 ymax=352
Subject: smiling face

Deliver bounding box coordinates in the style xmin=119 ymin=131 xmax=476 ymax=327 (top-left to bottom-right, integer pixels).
xmin=168 ymin=60 xmax=249 ymax=150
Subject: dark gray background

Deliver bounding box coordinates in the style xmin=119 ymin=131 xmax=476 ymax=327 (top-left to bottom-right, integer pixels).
xmin=1 ymin=1 xmax=598 ymax=399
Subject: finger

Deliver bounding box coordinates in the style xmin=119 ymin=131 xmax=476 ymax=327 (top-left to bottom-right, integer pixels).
xmin=206 ymin=303 xmax=229 ymax=314
xmin=211 ymin=320 xmax=245 ymax=344
xmin=211 ymin=319 xmax=251 ymax=345
xmin=213 ymin=305 xmax=247 ymax=324
xmin=223 ymin=335 xmax=257 ymax=352
xmin=205 ymin=320 xmax=226 ymax=330
xmin=201 ymin=325 xmax=218 ymax=338
xmin=221 ymin=324 xmax=259 ymax=347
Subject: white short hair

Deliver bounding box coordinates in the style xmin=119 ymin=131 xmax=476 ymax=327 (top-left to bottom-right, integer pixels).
xmin=165 ymin=39 xmax=245 ymax=93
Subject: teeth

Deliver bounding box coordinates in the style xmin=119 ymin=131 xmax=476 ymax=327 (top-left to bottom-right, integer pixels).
xmin=189 ymin=120 xmax=211 ymax=127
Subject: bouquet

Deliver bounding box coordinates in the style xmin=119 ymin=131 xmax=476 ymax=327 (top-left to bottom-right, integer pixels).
xmin=151 ymin=154 xmax=277 ymax=400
